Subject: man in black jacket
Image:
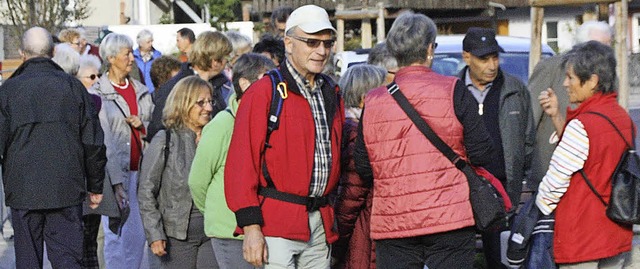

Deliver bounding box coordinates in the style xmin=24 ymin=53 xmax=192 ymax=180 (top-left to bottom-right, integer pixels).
xmin=0 ymin=27 xmax=106 ymax=269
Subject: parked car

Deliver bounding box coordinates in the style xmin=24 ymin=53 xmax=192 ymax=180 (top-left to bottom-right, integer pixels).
xmin=334 ymin=35 xmax=556 ymax=85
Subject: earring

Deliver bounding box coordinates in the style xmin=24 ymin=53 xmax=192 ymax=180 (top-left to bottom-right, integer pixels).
xmin=427 ymin=55 xmax=434 ymax=60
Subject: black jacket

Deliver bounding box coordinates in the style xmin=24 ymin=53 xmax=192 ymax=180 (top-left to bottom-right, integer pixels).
xmin=146 ymin=63 xmax=229 ymax=141
xmin=0 ymin=57 xmax=106 ymax=210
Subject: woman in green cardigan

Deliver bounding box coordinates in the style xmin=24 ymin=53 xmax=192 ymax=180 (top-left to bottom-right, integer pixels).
xmin=188 ymin=53 xmax=275 ymax=269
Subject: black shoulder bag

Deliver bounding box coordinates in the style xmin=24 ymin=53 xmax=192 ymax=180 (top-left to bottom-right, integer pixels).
xmin=386 ymin=81 xmax=507 ymax=231
xmin=579 ymin=111 xmax=640 ymax=225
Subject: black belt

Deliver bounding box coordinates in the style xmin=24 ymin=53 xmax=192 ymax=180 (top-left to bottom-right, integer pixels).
xmin=258 ymin=187 xmax=329 ymax=212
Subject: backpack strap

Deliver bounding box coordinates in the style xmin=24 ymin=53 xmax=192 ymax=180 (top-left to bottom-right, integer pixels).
xmin=261 ymin=69 xmax=287 ymax=189
xmin=584 ymin=111 xmax=634 ymax=149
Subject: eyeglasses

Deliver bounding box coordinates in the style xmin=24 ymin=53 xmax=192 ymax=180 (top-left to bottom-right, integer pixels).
xmin=289 ymin=35 xmax=335 ymax=49
xmin=83 ymin=74 xmax=101 ymax=80
xmin=433 ymin=42 xmax=438 ymax=49
xmin=195 ymin=99 xmax=214 ymax=108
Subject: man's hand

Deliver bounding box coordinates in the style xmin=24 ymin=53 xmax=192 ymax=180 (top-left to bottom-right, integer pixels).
xmin=242 ymin=224 xmax=268 ymax=267
xmin=88 ymin=192 xmax=103 ymax=209
xmin=113 ymin=183 xmax=128 ymax=210
xmin=150 ymin=240 xmax=167 ymax=256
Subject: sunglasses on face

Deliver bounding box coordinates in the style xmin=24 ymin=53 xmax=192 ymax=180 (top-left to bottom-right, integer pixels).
xmin=84 ymin=74 xmax=101 ymax=80
xmin=195 ymin=99 xmax=214 ymax=108
xmin=289 ymin=35 xmax=335 ymax=49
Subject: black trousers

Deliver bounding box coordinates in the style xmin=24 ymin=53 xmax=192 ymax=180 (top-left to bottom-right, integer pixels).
xmin=12 ymin=205 xmax=83 ymax=269
xmin=375 ymin=226 xmax=476 ymax=269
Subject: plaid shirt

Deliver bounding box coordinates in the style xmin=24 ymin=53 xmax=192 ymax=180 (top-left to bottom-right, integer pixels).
xmin=286 ymin=60 xmax=332 ymax=197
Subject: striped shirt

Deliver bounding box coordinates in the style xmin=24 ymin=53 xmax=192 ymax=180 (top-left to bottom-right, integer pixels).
xmin=285 ymin=60 xmax=332 ymax=197
xmin=536 ymin=119 xmax=589 ymax=215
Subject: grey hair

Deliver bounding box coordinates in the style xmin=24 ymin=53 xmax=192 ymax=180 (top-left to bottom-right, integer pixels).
xmin=386 ymin=11 xmax=437 ymax=67
xmin=339 ymin=64 xmax=386 ymax=108
xmin=136 ymin=29 xmax=154 ymax=45
xmin=575 ymin=20 xmax=612 ymax=44
xmin=232 ymin=53 xmax=276 ymax=99
xmin=562 ymin=40 xmax=617 ymax=94
xmin=99 ymin=33 xmax=133 ymax=65
xmin=78 ymin=54 xmax=102 ymax=75
xmin=52 ymin=43 xmax=80 ymax=75
xmin=367 ymin=42 xmax=398 ymax=72
xmin=21 ymin=27 xmax=54 ymax=58
xmin=225 ymin=31 xmax=252 ymax=55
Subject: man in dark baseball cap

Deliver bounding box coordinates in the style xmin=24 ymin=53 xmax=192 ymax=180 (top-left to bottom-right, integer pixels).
xmin=463 ymin=27 xmax=505 ymax=57
xmin=459 ymin=27 xmax=536 ymax=269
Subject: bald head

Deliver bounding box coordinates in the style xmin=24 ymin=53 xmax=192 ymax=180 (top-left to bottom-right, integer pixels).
xmin=21 ymin=27 xmax=54 ymax=59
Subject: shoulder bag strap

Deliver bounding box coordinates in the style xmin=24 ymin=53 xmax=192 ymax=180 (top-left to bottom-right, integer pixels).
xmin=386 ymin=81 xmax=466 ymax=170
xmin=579 ymin=170 xmax=608 ymax=207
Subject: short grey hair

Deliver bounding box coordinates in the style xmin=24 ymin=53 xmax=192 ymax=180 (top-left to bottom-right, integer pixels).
xmin=339 ymin=64 xmax=386 ymax=108
xmin=386 ymin=11 xmax=437 ymax=67
xmin=562 ymin=40 xmax=617 ymax=94
xmin=78 ymin=54 xmax=102 ymax=75
xmin=225 ymin=31 xmax=252 ymax=56
xmin=99 ymin=33 xmax=133 ymax=65
xmin=367 ymin=42 xmax=398 ymax=72
xmin=575 ymin=20 xmax=612 ymax=44
xmin=21 ymin=27 xmax=54 ymax=58
xmin=52 ymin=43 xmax=80 ymax=75
xmin=136 ymin=29 xmax=153 ymax=45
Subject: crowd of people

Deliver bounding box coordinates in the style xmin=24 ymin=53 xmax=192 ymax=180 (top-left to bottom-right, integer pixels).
xmin=0 ymin=4 xmax=635 ymax=269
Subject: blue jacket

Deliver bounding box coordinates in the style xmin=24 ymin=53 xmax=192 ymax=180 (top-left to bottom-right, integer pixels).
xmin=133 ymin=48 xmax=162 ymax=94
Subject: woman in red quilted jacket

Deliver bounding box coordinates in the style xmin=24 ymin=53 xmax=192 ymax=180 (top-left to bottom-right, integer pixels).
xmin=332 ymin=64 xmax=386 ymax=269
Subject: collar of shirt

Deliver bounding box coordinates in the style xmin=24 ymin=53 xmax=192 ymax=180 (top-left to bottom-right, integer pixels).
xmin=285 ymin=60 xmax=323 ymax=95
xmin=465 ymin=69 xmax=492 ymax=103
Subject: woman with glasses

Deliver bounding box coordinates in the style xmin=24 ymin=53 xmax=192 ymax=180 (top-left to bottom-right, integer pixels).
xmin=138 ymin=76 xmax=217 ymax=269
xmin=90 ymin=32 xmax=154 ymax=269
xmin=77 ymin=54 xmax=102 ymax=89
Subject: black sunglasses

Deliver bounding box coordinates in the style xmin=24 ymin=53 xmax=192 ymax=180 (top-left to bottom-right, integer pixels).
xmin=84 ymin=74 xmax=101 ymax=80
xmin=289 ymin=35 xmax=335 ymax=49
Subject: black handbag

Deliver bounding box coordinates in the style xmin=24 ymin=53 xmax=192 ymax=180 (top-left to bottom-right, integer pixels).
xmin=386 ymin=82 xmax=507 ymax=231
xmin=579 ymin=111 xmax=640 ymax=225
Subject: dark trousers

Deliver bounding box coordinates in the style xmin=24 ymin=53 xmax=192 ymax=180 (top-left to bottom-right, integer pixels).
xmin=82 ymin=214 xmax=101 ymax=269
xmin=12 ymin=205 xmax=83 ymax=269
xmin=481 ymin=229 xmax=508 ymax=269
xmin=375 ymin=226 xmax=476 ymax=269
xmin=160 ymin=211 xmax=218 ymax=269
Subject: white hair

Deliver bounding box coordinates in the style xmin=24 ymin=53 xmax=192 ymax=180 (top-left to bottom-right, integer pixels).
xmin=52 ymin=43 xmax=80 ymax=75
xmin=575 ymin=20 xmax=612 ymax=44
xmin=136 ymin=29 xmax=153 ymax=45
xmin=78 ymin=54 xmax=102 ymax=75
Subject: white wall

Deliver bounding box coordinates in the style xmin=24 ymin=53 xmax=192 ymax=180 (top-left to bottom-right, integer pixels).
xmin=108 ymin=23 xmax=214 ymax=55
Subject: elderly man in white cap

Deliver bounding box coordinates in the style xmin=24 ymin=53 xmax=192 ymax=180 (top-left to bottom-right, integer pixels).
xmin=223 ymin=4 xmax=344 ymax=269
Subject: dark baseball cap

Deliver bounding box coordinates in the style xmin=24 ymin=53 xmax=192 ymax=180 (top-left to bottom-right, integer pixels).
xmin=463 ymin=27 xmax=505 ymax=57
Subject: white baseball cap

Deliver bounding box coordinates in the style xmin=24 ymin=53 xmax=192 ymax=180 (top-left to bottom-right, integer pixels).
xmin=285 ymin=5 xmax=336 ymax=34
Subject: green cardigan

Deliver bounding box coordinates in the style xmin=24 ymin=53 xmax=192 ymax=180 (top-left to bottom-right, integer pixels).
xmin=188 ymin=93 xmax=241 ymax=239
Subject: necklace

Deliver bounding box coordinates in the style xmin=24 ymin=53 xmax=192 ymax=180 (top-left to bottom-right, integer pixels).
xmin=110 ymin=77 xmax=129 ymax=89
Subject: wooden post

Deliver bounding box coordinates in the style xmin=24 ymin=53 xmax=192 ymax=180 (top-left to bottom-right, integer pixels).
xmin=530 ymin=0 xmax=620 ymax=6
xmin=529 ymin=7 xmax=544 ymax=76
xmin=376 ymin=2 xmax=385 ymax=43
xmin=336 ymin=4 xmax=345 ymax=52
xmin=615 ymin=0 xmax=629 ymax=109
xmin=362 ymin=18 xmax=372 ymax=49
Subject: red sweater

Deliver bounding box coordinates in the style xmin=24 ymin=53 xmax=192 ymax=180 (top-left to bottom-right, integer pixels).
xmin=224 ymin=67 xmax=344 ymax=243
xmin=554 ymin=93 xmax=633 ymax=263
xmin=113 ymin=82 xmax=143 ymax=171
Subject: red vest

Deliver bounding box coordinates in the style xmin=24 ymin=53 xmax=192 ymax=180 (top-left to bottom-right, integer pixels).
xmin=554 ymin=93 xmax=633 ymax=263
xmin=362 ymin=66 xmax=474 ymax=240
